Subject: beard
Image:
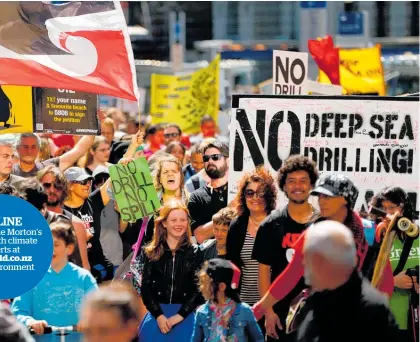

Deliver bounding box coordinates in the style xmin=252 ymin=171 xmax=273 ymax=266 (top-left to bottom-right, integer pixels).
xmin=289 ymin=198 xmax=306 ymax=205
xmin=206 ymin=164 xmax=227 ymax=180
xmin=47 ymin=199 xmax=61 ymax=207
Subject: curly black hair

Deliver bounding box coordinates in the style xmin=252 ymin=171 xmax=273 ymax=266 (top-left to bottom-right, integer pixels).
xmin=278 ymin=155 xmax=319 ymax=191
xmin=370 ymin=186 xmax=416 ymax=221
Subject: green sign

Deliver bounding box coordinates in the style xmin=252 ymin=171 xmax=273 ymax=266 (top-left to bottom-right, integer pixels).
xmin=109 ymin=157 xmax=161 ymax=222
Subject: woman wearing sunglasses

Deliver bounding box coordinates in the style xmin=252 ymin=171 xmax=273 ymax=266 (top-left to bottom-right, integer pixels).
xmin=226 ymin=167 xmax=277 ymax=309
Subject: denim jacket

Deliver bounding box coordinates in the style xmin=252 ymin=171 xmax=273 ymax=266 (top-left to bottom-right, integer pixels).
xmin=191 ymin=300 xmax=264 ymax=342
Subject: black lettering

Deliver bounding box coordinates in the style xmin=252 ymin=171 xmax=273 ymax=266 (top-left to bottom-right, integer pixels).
xmin=276 ymin=56 xmax=288 ymax=83
xmin=399 ymin=115 xmax=414 ymax=140
xmin=334 ymin=147 xmax=340 ymax=171
xmin=355 ymin=148 xmax=361 ymax=172
xmin=256 ymin=110 xmax=266 ymax=147
xmin=127 ymin=160 xmax=137 ymax=174
xmin=282 ymin=85 xmax=289 ymax=94
xmin=349 ymin=114 xmax=363 ymax=138
xmin=369 ymin=115 xmax=384 ymax=139
xmin=120 ymin=207 xmax=134 ymax=222
xmin=335 ymin=114 xmax=346 ymax=138
xmin=111 ymin=179 xmax=122 ymax=195
xmin=233 ymin=109 xmax=265 ymax=171
xmin=305 ymin=113 xmax=319 ymax=137
xmin=341 ymin=148 xmax=347 ymax=172
xmin=290 ymin=59 xmax=306 ymax=85
xmin=376 ymin=149 xmax=391 ymax=173
xmin=274 ymin=84 xmax=282 ymax=95
xmin=392 ymin=149 xmax=412 ymax=174
xmin=385 ymin=115 xmax=398 ymax=139
xmin=321 ymin=113 xmax=334 ymax=138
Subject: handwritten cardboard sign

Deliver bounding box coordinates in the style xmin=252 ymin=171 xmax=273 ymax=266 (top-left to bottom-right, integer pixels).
xmin=229 ymin=94 xmax=419 ymax=217
xmin=109 ymin=157 xmax=161 ymax=222
xmin=34 ymin=87 xmax=99 ymax=135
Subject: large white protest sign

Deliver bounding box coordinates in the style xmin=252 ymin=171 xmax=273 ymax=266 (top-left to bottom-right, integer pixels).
xmin=273 ymin=51 xmax=308 ymax=95
xmin=229 ymin=95 xmax=419 ymax=217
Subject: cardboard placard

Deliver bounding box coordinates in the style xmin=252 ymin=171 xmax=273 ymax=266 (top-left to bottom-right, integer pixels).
xmin=34 ymin=87 xmax=99 ymax=135
xmin=273 ymin=51 xmax=308 ymax=95
xmin=109 ymin=157 xmax=161 ymax=222
xmin=229 ymin=94 xmax=419 ymax=217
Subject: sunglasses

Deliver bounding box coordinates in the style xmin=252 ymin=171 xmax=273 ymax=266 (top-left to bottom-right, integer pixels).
xmin=164 ymin=133 xmax=180 ymax=138
xmin=71 ymin=179 xmax=92 ymax=186
xmin=42 ymin=182 xmax=65 ymax=191
xmin=245 ymin=189 xmax=265 ymax=199
xmin=203 ymin=154 xmax=224 ymax=162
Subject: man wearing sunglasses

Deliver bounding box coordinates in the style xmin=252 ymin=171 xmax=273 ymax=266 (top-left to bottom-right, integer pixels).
xmin=36 ymin=165 xmax=90 ymax=272
xmin=163 ymin=123 xmax=182 ymax=145
xmin=188 ymin=139 xmax=230 ymax=244
xmin=63 ymin=167 xmax=114 ymax=283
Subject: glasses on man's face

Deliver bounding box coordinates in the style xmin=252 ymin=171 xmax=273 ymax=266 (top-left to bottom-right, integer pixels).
xmin=71 ymin=179 xmax=92 ymax=186
xmin=42 ymin=182 xmax=65 ymax=191
xmin=203 ymin=154 xmax=224 ymax=163
xmin=164 ymin=132 xmax=180 ymax=139
xmin=245 ymin=189 xmax=265 ymax=199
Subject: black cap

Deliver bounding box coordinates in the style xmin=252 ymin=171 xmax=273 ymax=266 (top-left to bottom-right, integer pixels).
xmin=311 ymin=173 xmax=359 ymax=209
xmin=206 ymin=258 xmax=241 ymax=290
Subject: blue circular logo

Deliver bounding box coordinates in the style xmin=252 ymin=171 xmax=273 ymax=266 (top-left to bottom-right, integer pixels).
xmin=0 ymin=195 xmax=53 ymax=299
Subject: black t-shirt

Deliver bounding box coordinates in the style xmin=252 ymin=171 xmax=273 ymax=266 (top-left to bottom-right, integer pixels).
xmin=187 ymin=184 xmax=228 ymax=232
xmin=252 ymin=206 xmax=312 ymax=323
xmin=64 ymin=188 xmax=106 ymax=265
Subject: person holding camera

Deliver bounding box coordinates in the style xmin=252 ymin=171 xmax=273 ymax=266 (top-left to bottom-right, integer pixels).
xmin=371 ymin=187 xmax=419 ymax=342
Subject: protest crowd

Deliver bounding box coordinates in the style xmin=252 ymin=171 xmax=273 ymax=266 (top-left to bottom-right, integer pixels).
xmin=0 ymin=2 xmax=419 ymax=342
xmin=0 ymin=104 xmax=417 ymax=342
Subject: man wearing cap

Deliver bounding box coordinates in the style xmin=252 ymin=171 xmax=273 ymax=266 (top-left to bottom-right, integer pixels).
xmin=63 ymin=167 xmax=114 ymax=282
xmin=252 ymin=173 xmax=394 ymax=322
xmin=36 ymin=165 xmax=90 ymax=271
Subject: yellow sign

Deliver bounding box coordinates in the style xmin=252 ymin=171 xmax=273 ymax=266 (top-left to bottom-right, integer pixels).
xmin=0 ymin=85 xmax=33 ymax=134
xmin=319 ymin=45 xmax=386 ymax=96
xmin=150 ymin=55 xmax=220 ymax=134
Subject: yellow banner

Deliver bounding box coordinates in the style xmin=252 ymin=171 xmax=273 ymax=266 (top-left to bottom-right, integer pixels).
xmin=0 ymin=85 xmax=33 ymax=133
xmin=150 ymin=55 xmax=220 ymax=134
xmin=319 ymin=45 xmax=386 ymax=96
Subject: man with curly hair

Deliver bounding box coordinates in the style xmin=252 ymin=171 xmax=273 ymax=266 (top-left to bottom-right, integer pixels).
xmin=252 ymin=155 xmax=319 ymax=342
xmin=252 ymin=173 xmax=395 ymax=333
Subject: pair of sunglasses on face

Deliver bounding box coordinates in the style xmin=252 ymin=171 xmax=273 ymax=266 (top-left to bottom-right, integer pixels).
xmin=245 ymin=189 xmax=265 ymax=199
xmin=71 ymin=179 xmax=92 ymax=186
xmin=42 ymin=182 xmax=65 ymax=191
xmin=203 ymin=154 xmax=225 ymax=163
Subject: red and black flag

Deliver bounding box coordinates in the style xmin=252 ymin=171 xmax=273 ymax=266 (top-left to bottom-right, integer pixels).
xmin=0 ymin=1 xmax=139 ymax=100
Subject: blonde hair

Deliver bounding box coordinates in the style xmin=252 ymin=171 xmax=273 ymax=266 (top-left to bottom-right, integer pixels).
xmin=84 ymin=136 xmax=109 ymax=168
xmin=38 ymin=138 xmax=51 ymax=162
xmin=153 ymin=154 xmax=185 ymax=196
xmin=144 ymin=201 xmax=192 ymax=261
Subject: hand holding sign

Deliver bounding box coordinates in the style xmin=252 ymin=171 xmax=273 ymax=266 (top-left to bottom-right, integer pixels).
xmin=109 ymin=157 xmax=161 ymax=223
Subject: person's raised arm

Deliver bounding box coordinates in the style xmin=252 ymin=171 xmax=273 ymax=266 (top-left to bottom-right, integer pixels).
xmin=58 ymin=110 xmax=107 ymax=171
xmin=123 ymin=130 xmax=144 ymax=159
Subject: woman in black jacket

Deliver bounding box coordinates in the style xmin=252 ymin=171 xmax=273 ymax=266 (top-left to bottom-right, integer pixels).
xmin=226 ymin=167 xmax=277 ymax=307
xmin=139 ymin=201 xmax=201 ymax=341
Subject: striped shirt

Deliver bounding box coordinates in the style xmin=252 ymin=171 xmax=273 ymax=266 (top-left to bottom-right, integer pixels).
xmin=239 ymin=231 xmax=260 ymax=306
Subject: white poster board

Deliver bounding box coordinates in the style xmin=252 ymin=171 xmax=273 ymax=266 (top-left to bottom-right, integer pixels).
xmin=272 ymin=51 xmax=308 ymax=96
xmin=229 ymin=95 xmax=419 ymax=217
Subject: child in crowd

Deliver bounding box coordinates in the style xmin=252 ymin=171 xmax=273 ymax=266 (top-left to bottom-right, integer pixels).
xmin=192 ymin=258 xmax=264 ymax=342
xmin=12 ymin=222 xmax=97 ymax=334
xmin=200 ymin=207 xmax=237 ymax=261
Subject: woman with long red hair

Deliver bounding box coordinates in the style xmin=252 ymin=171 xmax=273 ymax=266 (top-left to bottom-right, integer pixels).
xmin=139 ymin=201 xmax=201 ymax=341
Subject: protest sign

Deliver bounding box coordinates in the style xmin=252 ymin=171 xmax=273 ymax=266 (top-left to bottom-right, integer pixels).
xmin=229 ymin=95 xmax=419 ymax=217
xmin=319 ymin=45 xmax=386 ymax=95
xmin=0 ymin=85 xmax=33 ymax=133
xmin=273 ymin=51 xmax=308 ymax=95
xmin=109 ymin=157 xmax=161 ymax=222
xmin=150 ymin=55 xmax=220 ymax=134
xmin=34 ymin=88 xmax=99 ymax=135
